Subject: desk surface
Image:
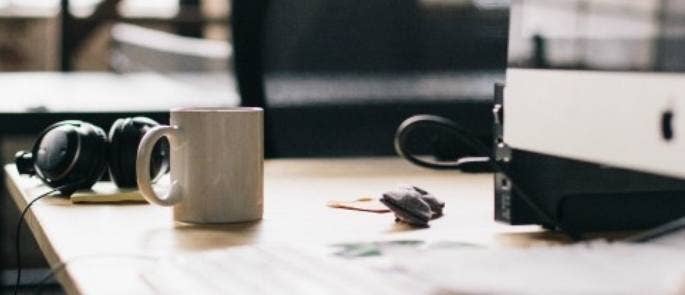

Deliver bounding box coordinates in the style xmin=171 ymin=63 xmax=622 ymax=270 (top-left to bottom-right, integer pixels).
xmin=5 ymin=158 xmax=564 ymax=294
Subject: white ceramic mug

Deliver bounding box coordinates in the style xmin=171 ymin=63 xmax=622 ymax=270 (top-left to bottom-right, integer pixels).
xmin=136 ymin=107 xmax=264 ymax=223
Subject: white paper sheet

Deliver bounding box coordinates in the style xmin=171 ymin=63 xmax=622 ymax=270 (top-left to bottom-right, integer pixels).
xmin=381 ymin=241 xmax=685 ymax=294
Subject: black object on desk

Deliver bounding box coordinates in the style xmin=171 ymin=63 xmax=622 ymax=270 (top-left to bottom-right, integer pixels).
xmin=493 ymin=84 xmax=685 ymax=233
xmin=494 ymin=1 xmax=685 ymax=233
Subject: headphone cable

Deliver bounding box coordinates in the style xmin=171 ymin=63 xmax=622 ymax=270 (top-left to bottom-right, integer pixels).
xmin=394 ymin=114 xmax=582 ymax=241
xmin=13 ymin=183 xmax=74 ymax=295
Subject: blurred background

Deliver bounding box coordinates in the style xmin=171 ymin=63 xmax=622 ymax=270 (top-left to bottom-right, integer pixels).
xmin=0 ymin=0 xmax=230 ymax=71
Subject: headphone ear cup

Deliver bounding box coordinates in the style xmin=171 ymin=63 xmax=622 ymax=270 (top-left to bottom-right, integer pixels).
xmin=27 ymin=120 xmax=107 ymax=194
xmin=108 ymin=117 xmax=163 ymax=188
xmin=71 ymin=123 xmax=109 ymax=191
xmin=107 ymin=118 xmax=128 ymax=187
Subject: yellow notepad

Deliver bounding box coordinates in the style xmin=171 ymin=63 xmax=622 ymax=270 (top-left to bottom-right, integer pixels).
xmin=70 ymin=182 xmax=148 ymax=204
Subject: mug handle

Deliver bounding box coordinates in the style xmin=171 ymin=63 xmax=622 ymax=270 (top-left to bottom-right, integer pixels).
xmin=136 ymin=125 xmax=183 ymax=206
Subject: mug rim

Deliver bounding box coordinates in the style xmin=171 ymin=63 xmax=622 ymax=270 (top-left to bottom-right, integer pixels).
xmin=171 ymin=106 xmax=263 ymax=113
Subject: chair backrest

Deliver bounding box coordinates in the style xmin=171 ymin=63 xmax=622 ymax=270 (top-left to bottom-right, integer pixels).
xmin=261 ymin=1 xmax=508 ymax=74
xmin=231 ymin=0 xmax=509 ymax=157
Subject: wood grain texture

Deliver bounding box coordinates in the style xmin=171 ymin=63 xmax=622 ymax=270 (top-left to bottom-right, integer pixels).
xmin=5 ymin=158 xmax=565 ymax=295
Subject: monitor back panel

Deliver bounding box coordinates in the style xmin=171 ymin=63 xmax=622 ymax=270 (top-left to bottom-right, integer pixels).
xmin=505 ymin=0 xmax=685 ymax=179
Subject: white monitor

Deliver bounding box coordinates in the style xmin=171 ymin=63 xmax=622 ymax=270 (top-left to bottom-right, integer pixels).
xmin=504 ymin=0 xmax=685 ymax=179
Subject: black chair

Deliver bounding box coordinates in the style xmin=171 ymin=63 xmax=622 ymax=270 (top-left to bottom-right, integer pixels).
xmin=232 ymin=0 xmax=509 ymax=158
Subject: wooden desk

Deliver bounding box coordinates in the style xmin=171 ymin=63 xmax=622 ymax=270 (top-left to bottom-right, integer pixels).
xmin=5 ymin=158 xmax=561 ymax=294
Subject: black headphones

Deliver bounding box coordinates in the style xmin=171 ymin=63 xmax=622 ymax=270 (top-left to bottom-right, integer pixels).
xmin=14 ymin=117 xmax=169 ymax=195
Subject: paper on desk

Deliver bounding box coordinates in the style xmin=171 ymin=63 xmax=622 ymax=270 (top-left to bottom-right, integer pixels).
xmin=71 ymin=182 xmax=147 ymax=204
xmin=327 ymin=197 xmax=391 ymax=213
xmin=379 ymin=241 xmax=685 ymax=294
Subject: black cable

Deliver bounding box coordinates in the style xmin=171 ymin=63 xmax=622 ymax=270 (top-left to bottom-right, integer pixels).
xmin=13 ymin=184 xmax=73 ymax=295
xmin=395 ymin=115 xmax=491 ymax=170
xmin=623 ymin=215 xmax=685 ymax=243
xmin=394 ymin=114 xmax=582 ymax=241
